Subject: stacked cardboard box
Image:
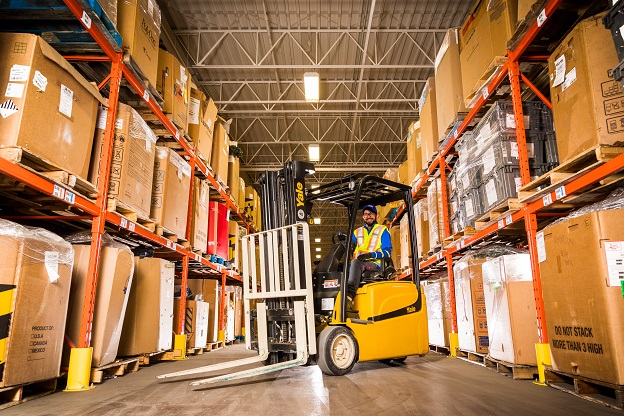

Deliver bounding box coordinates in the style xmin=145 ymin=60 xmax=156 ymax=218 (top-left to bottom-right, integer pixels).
xmin=406 ymin=121 xmax=422 ymax=184
xmin=427 ymin=178 xmax=446 ymax=249
xmin=117 ymin=0 xmax=161 ymax=87
xmin=151 ymin=147 xmax=192 ymax=238
xmin=389 ymin=225 xmax=401 ymax=270
xmin=91 ymin=103 xmax=157 ymax=220
xmin=188 ymin=89 xmax=218 ymax=163
xmin=187 ymin=279 xmax=220 ymax=343
xmin=453 ymin=256 xmax=489 ymax=354
xmin=173 ymin=300 xmax=209 ymax=349
xmin=0 ymin=33 xmax=106 ymax=182
xmin=413 ymin=199 xmax=430 ymax=258
xmin=420 ymin=78 xmax=439 ymax=167
xmin=0 ymin=221 xmax=73 ymax=387
xmin=399 ymin=213 xmax=411 ymax=271
xmin=211 ymin=118 xmax=231 ymax=184
xmin=548 ymin=13 xmax=624 ymax=165
xmin=539 ymin=198 xmax=624 ymax=385
xmin=228 ymin=221 xmax=247 ymax=271
xmin=190 ymin=178 xmax=210 ymax=253
xmin=227 ymin=155 xmax=241 ymax=206
xmin=482 ymin=253 xmax=539 ymax=365
xmin=383 ymin=167 xmax=398 ymax=182
xmin=238 ymin=177 xmax=246 ymax=210
xmin=396 ymin=160 xmax=410 ymax=185
xmin=157 ymin=49 xmax=189 ymax=132
xmin=244 ymin=185 xmax=261 ymax=230
xmin=65 ymin=242 xmax=134 ymax=367
xmin=459 ymin=0 xmax=518 ymax=106
xmin=435 ymin=29 xmax=467 ymax=140
xmin=118 ymin=258 xmax=175 ymax=355
xmin=424 ymin=278 xmax=452 ymax=347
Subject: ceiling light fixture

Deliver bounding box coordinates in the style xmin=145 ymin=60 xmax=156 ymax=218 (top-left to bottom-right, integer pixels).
xmin=313 ymin=217 xmax=321 ymax=225
xmin=314 ymin=238 xmax=321 ymax=243
xmin=309 ymin=144 xmax=320 ymax=162
xmin=315 ymin=247 xmax=321 ymax=252
xmin=304 ymin=72 xmax=319 ymax=102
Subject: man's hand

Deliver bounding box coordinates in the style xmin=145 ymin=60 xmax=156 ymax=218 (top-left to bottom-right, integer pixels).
xmin=357 ymin=253 xmax=372 ymax=261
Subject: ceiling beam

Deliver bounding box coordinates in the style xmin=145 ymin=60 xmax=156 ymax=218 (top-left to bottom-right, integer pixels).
xmin=188 ymin=64 xmax=433 ymax=69
xmin=174 ymin=29 xmax=449 ymax=34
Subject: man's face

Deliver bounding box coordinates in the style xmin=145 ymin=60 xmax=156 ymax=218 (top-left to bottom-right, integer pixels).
xmin=362 ymin=210 xmax=377 ymax=226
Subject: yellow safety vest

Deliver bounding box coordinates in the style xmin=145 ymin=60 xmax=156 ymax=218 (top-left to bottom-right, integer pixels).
xmin=353 ymin=223 xmax=387 ymax=264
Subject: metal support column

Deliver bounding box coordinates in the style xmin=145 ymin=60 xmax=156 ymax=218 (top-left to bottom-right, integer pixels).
xmin=438 ymin=159 xmax=452 ymax=240
xmin=509 ymin=61 xmax=531 ymax=186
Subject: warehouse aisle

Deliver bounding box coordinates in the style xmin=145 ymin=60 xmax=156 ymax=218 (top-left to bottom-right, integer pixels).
xmin=4 ymin=343 xmax=619 ymax=416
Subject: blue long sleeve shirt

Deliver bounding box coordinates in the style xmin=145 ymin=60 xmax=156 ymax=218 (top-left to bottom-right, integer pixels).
xmin=351 ymin=222 xmax=392 ymax=259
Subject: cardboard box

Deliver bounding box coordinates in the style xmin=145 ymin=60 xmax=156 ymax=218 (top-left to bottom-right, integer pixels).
xmin=238 ymin=177 xmax=246 ymax=210
xmin=208 ymin=201 xmax=229 ymax=259
xmin=151 ymin=147 xmax=192 ymax=238
xmin=234 ymin=299 xmax=243 ymax=337
xmin=540 ymin=209 xmax=624 ymax=384
xmin=173 ymin=300 xmax=209 ymax=349
xmin=90 ymin=104 xmax=156 ymax=219
xmin=227 ymin=155 xmax=241 ymax=205
xmin=383 ymin=167 xmax=398 ymax=182
xmin=424 ymin=279 xmax=452 ymax=347
xmin=190 ymin=177 xmax=209 ymax=253
xmin=459 ymin=0 xmax=518 ymax=103
xmin=66 ymin=244 xmax=134 ymax=367
xmin=118 ymin=258 xmax=175 ymax=355
xmin=435 ymin=29 xmax=467 ymax=139
xmin=156 ymin=49 xmax=189 ymax=131
xmin=228 ymin=221 xmax=240 ymax=268
xmin=100 ymin=0 xmax=117 ymax=26
xmin=211 ymin=119 xmax=230 ymax=183
xmin=390 ymin=225 xmax=401 ymax=270
xmin=420 ymin=78 xmax=439 ymax=167
xmin=454 ymin=258 xmax=489 ymax=354
xmin=414 ymin=199 xmax=430 ymax=257
xmin=518 ymin=0 xmax=538 ymax=23
xmin=406 ymin=121 xmax=422 ymax=183
xmin=482 ymin=254 xmax=538 ymax=365
xmin=427 ymin=178 xmax=446 ymax=248
xmin=400 ymin=213 xmax=411 ymax=271
xmin=117 ymin=0 xmax=161 ymax=87
xmin=396 ymin=160 xmax=409 ymax=185
xmin=0 ymin=224 xmax=72 ymax=387
xmin=187 ymin=279 xmax=220 ymax=343
xmin=548 ymin=14 xmax=624 ymax=164
xmin=188 ymin=91 xmax=217 ymax=162
xmin=0 ymin=33 xmax=105 ymax=180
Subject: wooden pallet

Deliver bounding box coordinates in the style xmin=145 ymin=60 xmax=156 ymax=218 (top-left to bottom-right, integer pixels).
xmin=429 ymin=344 xmax=451 ymax=355
xmin=0 ymin=378 xmax=57 ymax=410
xmin=456 ymin=349 xmax=486 ymax=367
xmin=0 ymin=147 xmax=97 ymax=198
xmin=204 ymin=341 xmax=225 ymax=352
xmin=484 ymin=356 xmax=538 ymax=380
xmin=138 ymin=111 xmax=189 ymax=140
xmin=475 ymin=198 xmax=523 ymax=231
xmin=122 ymin=52 xmax=164 ymax=108
xmin=545 ymin=367 xmax=624 ymax=411
xmin=442 ymin=227 xmax=476 ymax=247
xmin=155 ymin=225 xmax=189 ymax=245
xmin=90 ymin=358 xmax=140 ymax=384
xmin=186 ymin=347 xmax=205 ymax=356
xmin=464 ymin=56 xmax=508 ymax=107
xmin=518 ymin=146 xmax=624 ymax=204
xmin=136 ymin=349 xmax=182 ymax=365
xmin=107 ymin=198 xmax=156 ymax=232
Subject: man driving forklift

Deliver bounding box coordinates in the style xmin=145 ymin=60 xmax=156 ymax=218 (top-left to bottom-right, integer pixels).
xmin=347 ymin=204 xmax=392 ymax=309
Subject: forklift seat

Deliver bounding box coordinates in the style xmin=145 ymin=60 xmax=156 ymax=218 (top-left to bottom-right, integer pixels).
xmin=313 ymin=240 xmax=345 ymax=274
xmin=360 ymin=257 xmax=395 ymax=285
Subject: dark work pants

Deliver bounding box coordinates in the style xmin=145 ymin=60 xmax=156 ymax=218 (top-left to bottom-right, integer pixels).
xmin=347 ymin=259 xmax=380 ymax=298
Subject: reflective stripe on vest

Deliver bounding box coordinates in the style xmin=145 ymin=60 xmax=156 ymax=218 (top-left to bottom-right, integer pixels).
xmin=353 ymin=223 xmax=386 ymax=264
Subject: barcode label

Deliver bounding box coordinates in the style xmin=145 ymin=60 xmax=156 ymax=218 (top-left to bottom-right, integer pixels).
xmin=143 ymin=90 xmax=150 ymax=102
xmin=64 ymin=191 xmax=75 ymax=204
xmin=81 ymin=11 xmax=92 ymax=28
xmin=543 ymin=194 xmax=553 ymax=206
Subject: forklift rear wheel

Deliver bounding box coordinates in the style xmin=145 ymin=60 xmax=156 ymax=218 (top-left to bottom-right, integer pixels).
xmin=393 ymin=357 xmax=407 ymax=363
xmin=317 ymin=326 xmax=358 ymax=376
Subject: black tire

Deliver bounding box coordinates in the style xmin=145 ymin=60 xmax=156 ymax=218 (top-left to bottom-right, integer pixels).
xmin=317 ymin=326 xmax=358 ymax=376
xmin=393 ymin=357 xmax=407 ymax=363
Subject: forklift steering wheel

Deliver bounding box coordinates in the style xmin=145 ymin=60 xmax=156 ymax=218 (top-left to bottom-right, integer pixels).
xmin=332 ymin=231 xmax=348 ymax=245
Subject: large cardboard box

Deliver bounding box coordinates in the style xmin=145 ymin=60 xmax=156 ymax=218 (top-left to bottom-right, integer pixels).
xmin=399 ymin=213 xmax=411 ymax=271
xmin=454 ymin=258 xmax=489 ymax=354
xmin=208 ymin=201 xmax=229 ymax=259
xmin=66 ymin=244 xmax=134 ymax=367
xmin=406 ymin=121 xmax=422 ymax=183
xmin=190 ymin=178 xmax=209 ymax=253
xmin=188 ymin=90 xmax=217 ymax=162
xmin=518 ymin=0 xmax=538 ymax=23
xmin=228 ymin=220 xmax=242 ymax=269
xmin=118 ymin=258 xmax=175 ymax=355
xmin=548 ymin=14 xmax=624 ymax=164
xmin=482 ymin=254 xmax=538 ymax=365
xmin=187 ymin=279 xmax=220 ymax=343
xmin=234 ymin=299 xmax=243 ymax=337
xmin=420 ymin=78 xmax=439 ymax=167
xmin=539 ymin=209 xmax=624 ymax=385
xmin=90 ymin=104 xmax=156 ymax=219
xmin=211 ymin=119 xmax=230 ymax=183
xmin=227 ymin=155 xmax=241 ymax=205
xmin=0 ymin=33 xmax=105 ymax=180
xmin=459 ymin=0 xmax=518 ymax=104
xmin=435 ymin=29 xmax=467 ymax=139
xmin=0 ymin=224 xmax=72 ymax=387
xmin=396 ymin=160 xmax=409 ymax=185
xmin=151 ymin=147 xmax=192 ymax=238
xmin=427 ymin=178 xmax=446 ymax=248
xmin=238 ymin=177 xmax=246 ymax=210
xmin=414 ymin=199 xmax=430 ymax=257
xmin=157 ymin=49 xmax=189 ymax=131
xmin=424 ymin=279 xmax=452 ymax=347
xmin=173 ymin=300 xmax=209 ymax=349
xmin=117 ymin=0 xmax=161 ymax=87
xmin=390 ymin=225 xmax=401 ymax=270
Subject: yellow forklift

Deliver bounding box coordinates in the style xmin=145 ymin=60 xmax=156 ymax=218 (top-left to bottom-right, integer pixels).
xmin=158 ymin=163 xmax=428 ymax=385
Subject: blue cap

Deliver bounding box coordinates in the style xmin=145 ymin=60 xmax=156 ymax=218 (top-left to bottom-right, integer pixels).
xmin=362 ymin=205 xmax=377 ymax=215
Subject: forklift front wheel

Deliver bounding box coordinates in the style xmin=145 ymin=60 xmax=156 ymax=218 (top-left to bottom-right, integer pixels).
xmin=317 ymin=326 xmax=358 ymax=376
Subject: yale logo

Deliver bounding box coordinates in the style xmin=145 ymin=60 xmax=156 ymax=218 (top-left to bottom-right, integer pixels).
xmin=295 ymin=181 xmax=305 ymax=207
xmin=406 ymin=306 xmax=416 ymax=314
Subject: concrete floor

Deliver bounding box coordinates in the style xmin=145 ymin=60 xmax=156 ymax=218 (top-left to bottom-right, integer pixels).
xmin=5 ymin=344 xmax=621 ymax=416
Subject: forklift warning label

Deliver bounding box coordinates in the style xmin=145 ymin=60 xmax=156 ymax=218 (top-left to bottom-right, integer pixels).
xmin=323 ymin=280 xmax=338 ymax=288
xmin=551 ymin=325 xmax=604 ymax=355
